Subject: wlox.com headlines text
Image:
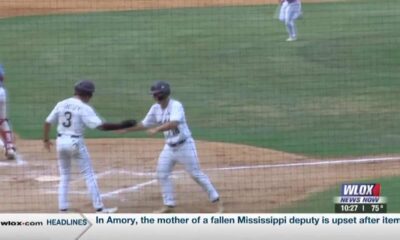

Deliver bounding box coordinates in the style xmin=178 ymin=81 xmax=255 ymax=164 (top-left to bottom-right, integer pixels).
xmin=0 ymin=220 xmax=43 ymax=226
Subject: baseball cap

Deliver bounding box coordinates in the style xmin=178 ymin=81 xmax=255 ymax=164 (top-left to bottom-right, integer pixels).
xmin=150 ymin=80 xmax=171 ymax=95
xmin=74 ymin=80 xmax=95 ymax=95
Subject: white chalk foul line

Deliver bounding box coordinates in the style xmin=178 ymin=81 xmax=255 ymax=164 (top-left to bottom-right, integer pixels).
xmin=44 ymin=190 xmax=83 ymax=195
xmin=66 ymin=169 xmax=156 ymax=185
xmin=96 ymin=169 xmax=156 ymax=178
xmin=116 ymin=156 xmax=400 ymax=175
xmin=205 ymin=156 xmax=400 ymax=172
xmin=44 ymin=156 xmax=400 ymax=198
xmin=44 ymin=180 xmax=158 ymax=197
xmin=101 ymin=179 xmax=158 ymax=198
xmin=101 ymin=156 xmax=400 ymax=198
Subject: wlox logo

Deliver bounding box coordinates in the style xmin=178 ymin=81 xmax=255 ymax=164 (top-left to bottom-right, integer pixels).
xmin=334 ymin=183 xmax=385 ymax=204
xmin=341 ymin=183 xmax=381 ymax=196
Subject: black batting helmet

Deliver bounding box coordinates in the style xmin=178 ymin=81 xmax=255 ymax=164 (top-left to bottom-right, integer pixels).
xmin=150 ymin=80 xmax=171 ymax=99
xmin=74 ymin=80 xmax=95 ymax=96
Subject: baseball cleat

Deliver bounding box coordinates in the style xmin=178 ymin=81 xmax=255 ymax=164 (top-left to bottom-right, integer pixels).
xmin=286 ymin=37 xmax=297 ymax=42
xmin=96 ymin=207 xmax=118 ymax=213
xmin=5 ymin=148 xmax=16 ymax=160
xmin=154 ymin=205 xmax=174 ymax=214
xmin=59 ymin=209 xmax=69 ymax=213
xmin=212 ymin=198 xmax=224 ymax=213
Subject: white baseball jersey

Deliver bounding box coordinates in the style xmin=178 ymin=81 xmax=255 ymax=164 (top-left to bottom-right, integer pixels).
xmin=142 ymin=99 xmax=191 ymax=145
xmin=45 ymin=97 xmax=103 ymax=136
xmin=142 ymin=98 xmax=219 ymax=207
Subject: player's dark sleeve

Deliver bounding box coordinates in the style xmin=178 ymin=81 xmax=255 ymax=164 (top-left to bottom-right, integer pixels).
xmin=97 ymin=119 xmax=137 ymax=131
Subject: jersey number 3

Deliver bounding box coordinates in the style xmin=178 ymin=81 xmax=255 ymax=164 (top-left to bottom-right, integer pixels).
xmin=62 ymin=111 xmax=72 ymax=128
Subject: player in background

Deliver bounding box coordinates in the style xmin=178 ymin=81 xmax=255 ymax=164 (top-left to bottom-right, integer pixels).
xmin=279 ymin=0 xmax=302 ymax=41
xmin=0 ymin=64 xmax=17 ymax=160
xmin=122 ymin=81 xmax=223 ymax=213
xmin=43 ymin=80 xmax=136 ymax=213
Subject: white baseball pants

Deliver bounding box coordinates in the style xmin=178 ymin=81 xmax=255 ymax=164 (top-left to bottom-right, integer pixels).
xmin=57 ymin=135 xmax=104 ymax=210
xmin=157 ymin=137 xmax=219 ymax=207
xmin=0 ymin=87 xmax=15 ymax=153
xmin=279 ymin=1 xmax=302 ymax=39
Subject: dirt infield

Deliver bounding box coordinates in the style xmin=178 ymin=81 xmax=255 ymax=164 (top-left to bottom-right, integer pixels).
xmin=0 ymin=0 xmax=345 ymax=18
xmin=1 ymin=0 xmax=399 ymax=213
xmin=1 ymin=138 xmax=399 ymax=213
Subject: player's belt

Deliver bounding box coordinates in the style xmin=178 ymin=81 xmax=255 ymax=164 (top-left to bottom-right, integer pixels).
xmin=168 ymin=139 xmax=187 ymax=147
xmin=57 ymin=133 xmax=81 ymax=138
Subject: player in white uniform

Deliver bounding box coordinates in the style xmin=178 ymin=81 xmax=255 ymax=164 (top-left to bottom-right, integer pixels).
xmin=0 ymin=64 xmax=17 ymax=160
xmin=43 ymin=80 xmax=136 ymax=213
xmin=279 ymin=0 xmax=302 ymax=41
xmin=125 ymin=81 xmax=223 ymax=213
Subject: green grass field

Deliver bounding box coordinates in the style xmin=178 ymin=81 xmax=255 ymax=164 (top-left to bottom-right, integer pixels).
xmin=0 ymin=0 xmax=398 ymax=159
xmin=0 ymin=0 xmax=399 ymax=212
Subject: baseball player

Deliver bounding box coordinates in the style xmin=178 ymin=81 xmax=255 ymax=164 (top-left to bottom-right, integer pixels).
xmin=124 ymin=81 xmax=223 ymax=213
xmin=0 ymin=64 xmax=17 ymax=160
xmin=43 ymin=80 xmax=136 ymax=213
xmin=279 ymin=0 xmax=302 ymax=41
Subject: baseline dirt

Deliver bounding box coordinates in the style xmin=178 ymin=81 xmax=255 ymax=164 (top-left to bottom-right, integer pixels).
xmin=0 ymin=0 xmax=395 ymax=213
xmin=0 ymin=138 xmax=399 ymax=213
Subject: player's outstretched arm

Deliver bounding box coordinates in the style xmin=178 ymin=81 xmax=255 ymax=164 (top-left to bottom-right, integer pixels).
xmin=122 ymin=122 xmax=147 ymax=132
xmin=97 ymin=119 xmax=137 ymax=131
